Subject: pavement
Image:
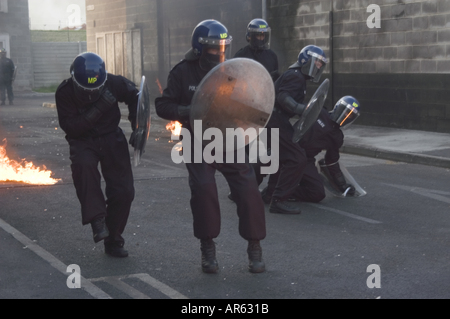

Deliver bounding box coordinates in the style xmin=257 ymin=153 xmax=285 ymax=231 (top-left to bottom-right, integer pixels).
xmin=1 ymin=92 xmax=450 ymax=300
xmin=24 ymin=91 xmax=450 ymax=169
xmin=342 ymin=125 xmax=450 ymax=169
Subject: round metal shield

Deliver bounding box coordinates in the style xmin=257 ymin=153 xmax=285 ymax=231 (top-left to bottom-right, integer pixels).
xmin=134 ymin=76 xmax=151 ymax=167
xmin=292 ymin=78 xmax=330 ymax=143
xmin=190 ymin=58 xmax=275 ymax=150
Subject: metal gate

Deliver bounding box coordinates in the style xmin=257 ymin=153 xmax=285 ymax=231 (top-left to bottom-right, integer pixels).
xmin=96 ymin=29 xmax=142 ymax=85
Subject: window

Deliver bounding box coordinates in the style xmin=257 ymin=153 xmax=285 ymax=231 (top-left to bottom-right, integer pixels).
xmin=0 ymin=0 xmax=8 ymax=13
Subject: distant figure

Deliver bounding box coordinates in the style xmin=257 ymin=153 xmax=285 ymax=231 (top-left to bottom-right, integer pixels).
xmin=0 ymin=48 xmax=15 ymax=106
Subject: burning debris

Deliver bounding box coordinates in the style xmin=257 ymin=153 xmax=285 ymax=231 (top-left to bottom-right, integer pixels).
xmin=0 ymin=139 xmax=60 ymax=185
xmin=166 ymin=121 xmax=182 ymax=137
xmin=166 ymin=121 xmax=182 ymax=152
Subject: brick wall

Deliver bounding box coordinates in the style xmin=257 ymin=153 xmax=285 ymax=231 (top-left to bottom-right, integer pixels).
xmin=84 ymin=0 xmax=450 ymax=132
xmin=86 ymin=0 xmax=262 ymax=94
xmin=0 ymin=0 xmax=34 ymax=90
xmin=266 ymin=0 xmax=450 ymax=133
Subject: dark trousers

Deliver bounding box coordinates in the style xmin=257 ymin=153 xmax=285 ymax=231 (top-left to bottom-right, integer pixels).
xmin=0 ymin=81 xmax=14 ymax=103
xmin=254 ymin=111 xmax=307 ymax=201
xmin=185 ymin=150 xmax=266 ymax=241
xmin=265 ymin=158 xmax=326 ymax=203
xmin=68 ymin=128 xmax=135 ymax=246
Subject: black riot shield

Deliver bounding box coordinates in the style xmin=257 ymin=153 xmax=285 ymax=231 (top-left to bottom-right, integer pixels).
xmin=133 ymin=76 xmax=151 ymax=167
xmin=292 ymin=78 xmax=330 ymax=143
xmin=190 ymin=58 xmax=275 ymax=151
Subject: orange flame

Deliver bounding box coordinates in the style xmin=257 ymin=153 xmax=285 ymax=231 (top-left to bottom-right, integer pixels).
xmin=0 ymin=139 xmax=60 ymax=185
xmin=156 ymin=78 xmax=163 ymax=95
xmin=166 ymin=121 xmax=182 ymax=137
xmin=165 ymin=121 xmax=182 ymax=151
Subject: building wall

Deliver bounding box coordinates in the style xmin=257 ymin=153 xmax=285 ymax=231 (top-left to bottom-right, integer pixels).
xmin=0 ymin=0 xmax=34 ymax=90
xmin=267 ymin=0 xmax=450 ymax=132
xmin=86 ymin=0 xmax=263 ymax=94
xmin=84 ymin=0 xmax=450 ymax=133
xmin=32 ymin=42 xmax=87 ymax=88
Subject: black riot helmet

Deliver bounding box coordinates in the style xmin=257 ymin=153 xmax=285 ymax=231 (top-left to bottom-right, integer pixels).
xmin=290 ymin=45 xmax=328 ymax=83
xmin=329 ymin=96 xmax=361 ymax=128
xmin=70 ymin=52 xmax=108 ymax=104
xmin=185 ymin=19 xmax=233 ymax=71
xmin=246 ymin=18 xmax=271 ymax=50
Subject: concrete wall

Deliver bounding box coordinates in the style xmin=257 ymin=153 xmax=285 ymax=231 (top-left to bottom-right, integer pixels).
xmin=267 ymin=0 xmax=450 ymax=132
xmin=32 ymin=42 xmax=87 ymax=88
xmin=84 ymin=0 xmax=450 ymax=133
xmin=85 ymin=0 xmax=263 ymax=93
xmin=0 ymin=0 xmax=34 ymax=91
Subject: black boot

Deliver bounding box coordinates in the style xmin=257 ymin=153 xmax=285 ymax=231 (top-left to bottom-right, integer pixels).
xmin=200 ymin=239 xmax=219 ymax=274
xmin=105 ymin=243 xmax=128 ymax=258
xmin=269 ymin=200 xmax=302 ymax=215
xmin=90 ymin=217 xmax=109 ymax=243
xmin=0 ymin=101 xmax=5 ymax=106
xmin=247 ymin=240 xmax=265 ymax=273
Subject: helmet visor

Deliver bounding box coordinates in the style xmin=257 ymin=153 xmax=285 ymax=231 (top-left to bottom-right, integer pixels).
xmin=333 ymin=100 xmax=360 ymax=128
xmin=199 ymin=37 xmax=232 ymax=70
xmin=248 ymin=27 xmax=271 ymax=50
xmin=301 ymin=51 xmax=328 ymax=83
xmin=72 ymin=72 xmax=107 ymax=104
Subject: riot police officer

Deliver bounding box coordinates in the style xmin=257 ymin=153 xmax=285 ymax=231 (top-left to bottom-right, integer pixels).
xmin=256 ymin=45 xmax=328 ymax=215
xmin=55 ymin=52 xmax=138 ymax=258
xmin=261 ymin=96 xmax=361 ymax=204
xmin=234 ymin=18 xmax=279 ymax=81
xmin=0 ymin=48 xmax=15 ymax=106
xmin=155 ymin=20 xmax=266 ymax=274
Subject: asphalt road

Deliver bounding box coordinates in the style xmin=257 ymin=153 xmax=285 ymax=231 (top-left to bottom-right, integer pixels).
xmin=1 ymin=96 xmax=449 ymax=301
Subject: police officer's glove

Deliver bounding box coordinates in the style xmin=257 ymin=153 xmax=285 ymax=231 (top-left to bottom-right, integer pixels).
xmin=332 ymin=171 xmax=355 ymax=196
xmin=129 ymin=130 xmax=137 ymax=148
xmin=177 ymin=105 xmax=191 ymax=120
xmin=341 ymin=184 xmax=356 ymax=197
xmin=95 ymin=89 xmax=117 ymax=113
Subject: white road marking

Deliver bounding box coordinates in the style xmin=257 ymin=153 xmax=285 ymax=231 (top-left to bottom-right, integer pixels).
xmin=383 ymin=183 xmax=450 ymax=205
xmin=307 ymin=203 xmax=383 ymax=224
xmin=102 ymin=277 xmax=151 ymax=299
xmin=90 ymin=273 xmax=188 ymax=299
xmin=0 ymin=217 xmax=112 ymax=299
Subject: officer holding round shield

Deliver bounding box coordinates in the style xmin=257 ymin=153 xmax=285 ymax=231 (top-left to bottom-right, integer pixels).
xmin=155 ymin=20 xmax=266 ymax=274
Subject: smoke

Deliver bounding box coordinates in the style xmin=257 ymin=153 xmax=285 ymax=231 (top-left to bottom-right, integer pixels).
xmin=28 ymin=0 xmax=86 ymax=30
